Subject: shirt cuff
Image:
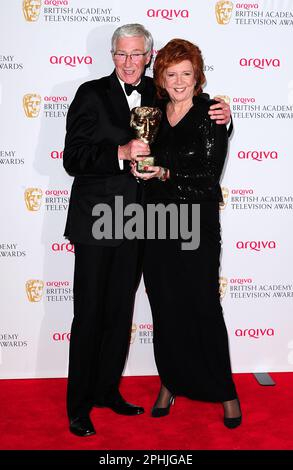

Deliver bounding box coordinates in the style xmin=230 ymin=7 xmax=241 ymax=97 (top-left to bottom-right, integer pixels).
xmin=118 ymin=157 xmax=124 ymax=170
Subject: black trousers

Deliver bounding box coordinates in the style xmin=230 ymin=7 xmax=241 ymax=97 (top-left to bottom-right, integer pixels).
xmin=67 ymin=239 xmax=143 ymax=418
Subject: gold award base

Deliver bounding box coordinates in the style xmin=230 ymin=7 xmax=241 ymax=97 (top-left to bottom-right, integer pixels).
xmin=136 ymin=156 xmax=155 ymax=173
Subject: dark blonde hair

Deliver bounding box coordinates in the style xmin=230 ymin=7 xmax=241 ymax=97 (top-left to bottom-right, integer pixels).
xmin=153 ymin=39 xmax=206 ymax=99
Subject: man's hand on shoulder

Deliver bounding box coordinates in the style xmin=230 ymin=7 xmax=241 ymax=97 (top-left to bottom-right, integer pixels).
xmin=208 ymin=96 xmax=231 ymax=125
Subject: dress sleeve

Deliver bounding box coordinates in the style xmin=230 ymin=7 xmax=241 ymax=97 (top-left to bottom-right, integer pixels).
xmin=63 ymin=83 xmax=121 ymax=177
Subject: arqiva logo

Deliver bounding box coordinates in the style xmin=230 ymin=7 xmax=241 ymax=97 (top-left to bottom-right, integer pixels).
xmin=231 ymin=189 xmax=254 ymax=195
xmin=230 ymin=278 xmax=253 ymax=284
xmin=52 ymin=332 xmax=71 ymax=341
xmin=239 ymin=58 xmax=280 ymax=69
xmin=45 ymin=1 xmax=69 ymax=5
xmin=235 ymin=4 xmax=259 ymax=10
xmin=236 ymin=241 xmax=276 ymax=251
xmin=147 ymin=9 xmax=189 ymax=20
xmin=235 ymin=328 xmax=274 ymax=339
xmin=50 ymin=56 xmax=93 ymax=67
xmin=50 ymin=150 xmax=63 ymax=159
xmin=233 ymin=97 xmax=255 ymax=103
xmin=51 ymin=242 xmax=74 ymax=253
xmin=237 ymin=150 xmax=278 ymax=161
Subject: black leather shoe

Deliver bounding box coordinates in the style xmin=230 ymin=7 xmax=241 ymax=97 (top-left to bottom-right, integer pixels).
xmin=94 ymin=396 xmax=144 ymax=416
xmin=223 ymin=398 xmax=242 ymax=429
xmin=69 ymin=416 xmax=96 ymax=437
xmin=224 ymin=414 xmax=242 ymax=429
xmin=151 ymin=395 xmax=175 ymax=418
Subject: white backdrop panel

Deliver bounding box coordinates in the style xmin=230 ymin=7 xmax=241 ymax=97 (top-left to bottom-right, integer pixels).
xmin=0 ymin=0 xmax=292 ymax=378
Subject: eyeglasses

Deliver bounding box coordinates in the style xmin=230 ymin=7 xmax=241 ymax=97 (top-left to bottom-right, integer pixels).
xmin=113 ymin=52 xmax=148 ymax=62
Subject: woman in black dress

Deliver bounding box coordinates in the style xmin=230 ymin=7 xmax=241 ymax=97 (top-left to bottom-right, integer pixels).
xmin=131 ymin=39 xmax=241 ymax=428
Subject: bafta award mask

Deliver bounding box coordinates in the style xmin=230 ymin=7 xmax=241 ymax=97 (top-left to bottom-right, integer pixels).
xmin=130 ymin=106 xmax=162 ymax=172
xmin=23 ymin=94 xmax=41 ymax=118
xmin=215 ymin=1 xmax=234 ymax=25
xmin=26 ymin=280 xmax=44 ymax=302
xmin=220 ymin=187 xmax=229 ymax=210
xmin=130 ymin=323 xmax=137 ymax=344
xmin=219 ymin=277 xmax=228 ymax=299
xmin=24 ymin=188 xmax=43 ymax=211
xmin=214 ymin=95 xmax=230 ymax=105
xmin=23 ymin=0 xmax=42 ymax=22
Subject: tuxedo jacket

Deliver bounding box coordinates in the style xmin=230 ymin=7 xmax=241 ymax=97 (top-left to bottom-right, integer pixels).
xmin=63 ymin=71 xmax=157 ymax=246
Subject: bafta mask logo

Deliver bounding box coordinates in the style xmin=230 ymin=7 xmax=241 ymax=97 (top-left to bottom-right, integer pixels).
xmin=219 ymin=277 xmax=228 ymax=299
xmin=26 ymin=279 xmax=44 ymax=302
xmin=220 ymin=187 xmax=229 ymax=210
xmin=23 ymin=0 xmax=42 ymax=22
xmin=215 ymin=1 xmax=233 ymax=24
xmin=130 ymin=323 xmax=137 ymax=344
xmin=214 ymin=95 xmax=230 ymax=104
xmin=24 ymin=188 xmax=43 ymax=211
xmin=23 ymin=93 xmax=42 ymax=118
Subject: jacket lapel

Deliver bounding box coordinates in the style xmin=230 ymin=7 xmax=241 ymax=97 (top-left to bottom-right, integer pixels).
xmin=106 ymin=71 xmax=131 ymax=129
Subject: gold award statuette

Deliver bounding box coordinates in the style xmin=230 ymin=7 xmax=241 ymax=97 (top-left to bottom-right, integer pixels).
xmin=130 ymin=106 xmax=162 ymax=173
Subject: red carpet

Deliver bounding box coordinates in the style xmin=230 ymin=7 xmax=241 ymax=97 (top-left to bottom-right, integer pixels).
xmin=0 ymin=373 xmax=292 ymax=451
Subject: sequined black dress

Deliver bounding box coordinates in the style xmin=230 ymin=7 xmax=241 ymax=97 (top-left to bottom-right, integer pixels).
xmin=143 ymin=94 xmax=237 ymax=402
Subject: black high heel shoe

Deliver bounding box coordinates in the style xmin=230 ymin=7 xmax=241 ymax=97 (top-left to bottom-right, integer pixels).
xmin=223 ymin=398 xmax=242 ymax=429
xmin=151 ymin=395 xmax=175 ymax=418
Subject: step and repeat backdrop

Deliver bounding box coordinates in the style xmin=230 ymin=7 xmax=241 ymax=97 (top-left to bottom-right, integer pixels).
xmin=1 ymin=0 xmax=293 ymax=378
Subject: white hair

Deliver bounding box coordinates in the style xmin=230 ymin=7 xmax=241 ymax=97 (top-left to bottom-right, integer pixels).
xmin=111 ymin=23 xmax=153 ymax=53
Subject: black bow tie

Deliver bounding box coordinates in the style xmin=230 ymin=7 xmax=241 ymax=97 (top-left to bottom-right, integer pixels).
xmin=124 ymin=80 xmax=145 ymax=96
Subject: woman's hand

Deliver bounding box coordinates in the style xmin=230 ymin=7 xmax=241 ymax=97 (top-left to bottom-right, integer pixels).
xmin=130 ymin=161 xmax=169 ymax=181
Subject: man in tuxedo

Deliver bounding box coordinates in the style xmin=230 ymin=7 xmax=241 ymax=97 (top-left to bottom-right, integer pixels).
xmin=63 ymin=23 xmax=231 ymax=437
